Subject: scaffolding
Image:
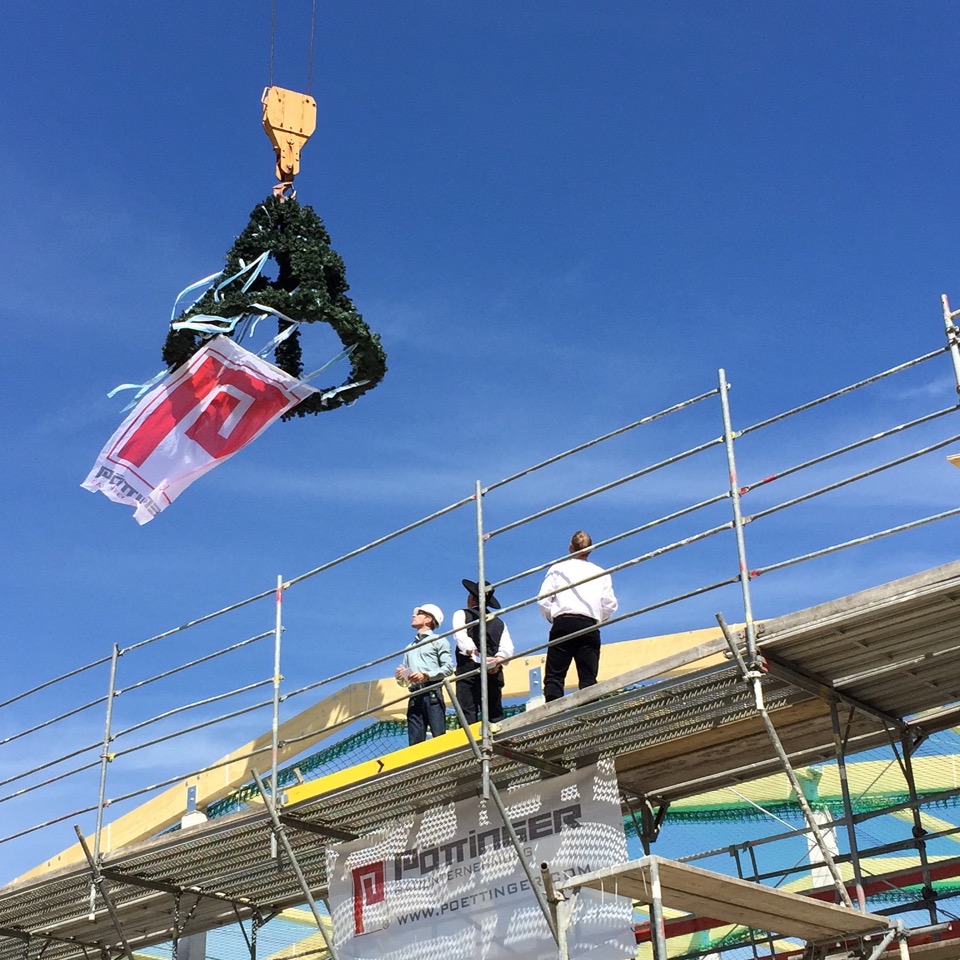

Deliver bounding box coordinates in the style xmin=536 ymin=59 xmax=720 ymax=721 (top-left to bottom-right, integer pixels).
xmin=3 ymin=297 xmax=960 ymax=959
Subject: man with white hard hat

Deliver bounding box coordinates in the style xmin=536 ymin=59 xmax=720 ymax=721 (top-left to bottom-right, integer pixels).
xmin=396 ymin=603 xmax=454 ymax=745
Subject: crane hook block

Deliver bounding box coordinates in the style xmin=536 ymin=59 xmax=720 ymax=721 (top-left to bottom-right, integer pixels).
xmin=261 ymin=86 xmax=317 ymax=182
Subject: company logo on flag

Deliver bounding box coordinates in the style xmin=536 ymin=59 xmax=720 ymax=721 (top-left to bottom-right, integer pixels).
xmin=352 ymin=861 xmax=387 ymax=935
xmin=326 ymin=761 xmax=634 ymax=960
xmin=82 ymin=337 xmax=317 ymax=524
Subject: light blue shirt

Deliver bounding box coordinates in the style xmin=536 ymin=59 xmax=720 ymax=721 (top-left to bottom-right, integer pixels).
xmin=403 ymin=631 xmax=454 ymax=680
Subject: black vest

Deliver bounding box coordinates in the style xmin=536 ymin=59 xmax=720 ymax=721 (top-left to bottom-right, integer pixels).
xmin=456 ymin=607 xmax=504 ymax=673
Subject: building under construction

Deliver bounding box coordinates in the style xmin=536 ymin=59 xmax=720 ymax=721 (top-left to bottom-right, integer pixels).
xmin=4 ymin=300 xmax=960 ymax=960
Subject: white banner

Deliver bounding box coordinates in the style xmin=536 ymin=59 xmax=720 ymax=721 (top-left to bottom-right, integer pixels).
xmin=326 ymin=760 xmax=634 ymax=960
xmin=82 ymin=337 xmax=316 ymax=524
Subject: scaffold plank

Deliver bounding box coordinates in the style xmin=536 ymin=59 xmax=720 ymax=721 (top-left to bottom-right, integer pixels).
xmin=560 ymin=856 xmax=892 ymax=942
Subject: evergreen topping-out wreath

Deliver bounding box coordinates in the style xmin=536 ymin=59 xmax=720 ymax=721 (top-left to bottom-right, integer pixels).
xmin=162 ymin=195 xmax=386 ymax=418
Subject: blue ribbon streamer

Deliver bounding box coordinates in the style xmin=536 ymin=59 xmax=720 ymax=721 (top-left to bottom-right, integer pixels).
xmin=169 ymin=271 xmax=221 ymax=325
xmin=302 ymin=343 xmax=357 ymax=383
xmin=170 ymin=251 xmax=272 ymax=322
xmin=213 ymin=251 xmax=271 ymax=302
xmin=171 ymin=313 xmax=245 ymax=335
xmin=318 ymin=379 xmax=370 ymax=407
xmin=248 ymin=303 xmax=302 ymax=357
xmin=107 ymin=367 xmax=170 ymax=411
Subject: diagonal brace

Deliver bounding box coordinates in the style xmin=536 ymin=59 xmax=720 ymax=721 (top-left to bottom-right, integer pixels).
xmin=73 ymin=826 xmax=138 ymax=960
xmin=491 ymin=743 xmax=571 ymax=777
xmin=278 ymin=813 xmax=358 ymax=842
xmin=443 ymin=678 xmax=560 ymax=944
xmin=251 ymin=769 xmax=342 ymax=960
xmin=715 ymin=616 xmax=855 ymax=909
xmin=760 ymin=649 xmax=908 ymax=733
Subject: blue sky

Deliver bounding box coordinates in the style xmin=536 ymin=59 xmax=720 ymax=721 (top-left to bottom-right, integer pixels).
xmin=3 ymin=2 xmax=960 ymax=876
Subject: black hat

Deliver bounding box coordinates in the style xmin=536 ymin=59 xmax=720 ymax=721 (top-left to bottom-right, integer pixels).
xmin=462 ymin=578 xmax=501 ymax=609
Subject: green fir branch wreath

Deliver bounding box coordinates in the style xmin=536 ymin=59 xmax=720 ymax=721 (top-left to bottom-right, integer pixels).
xmin=162 ymin=195 xmax=386 ymax=418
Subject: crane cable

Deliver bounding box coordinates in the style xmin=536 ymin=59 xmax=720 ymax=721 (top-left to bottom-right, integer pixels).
xmin=269 ymin=0 xmax=318 ymax=93
xmin=270 ymin=0 xmax=276 ymax=86
xmin=307 ymin=0 xmax=317 ymax=94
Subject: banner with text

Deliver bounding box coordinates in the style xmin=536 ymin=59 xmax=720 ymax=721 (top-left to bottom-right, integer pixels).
xmin=82 ymin=337 xmax=316 ymax=523
xmin=326 ymin=760 xmax=634 ymax=960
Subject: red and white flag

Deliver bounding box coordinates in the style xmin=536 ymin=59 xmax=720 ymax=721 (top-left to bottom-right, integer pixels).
xmin=82 ymin=337 xmax=317 ymax=524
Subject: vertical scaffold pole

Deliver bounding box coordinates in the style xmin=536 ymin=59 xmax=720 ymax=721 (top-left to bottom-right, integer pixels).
xmin=830 ymin=703 xmax=867 ymax=910
xmin=901 ymin=732 xmax=938 ymax=924
xmin=270 ymin=574 xmax=284 ymax=862
xmin=718 ymin=370 xmax=760 ymax=666
xmin=648 ymin=857 xmax=668 ymax=960
xmin=555 ymin=892 xmax=572 ymax=960
xmin=940 ymin=294 xmax=960 ymax=397
xmin=89 ymin=642 xmax=120 ymax=916
xmin=896 ymin=926 xmax=911 ymax=960
xmin=474 ymin=480 xmax=492 ymax=801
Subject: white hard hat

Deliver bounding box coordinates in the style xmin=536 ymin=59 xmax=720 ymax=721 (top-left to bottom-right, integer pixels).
xmin=417 ymin=603 xmax=444 ymax=629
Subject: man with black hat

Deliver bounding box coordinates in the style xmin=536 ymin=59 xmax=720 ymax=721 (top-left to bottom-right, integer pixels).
xmin=452 ymin=579 xmax=514 ymax=724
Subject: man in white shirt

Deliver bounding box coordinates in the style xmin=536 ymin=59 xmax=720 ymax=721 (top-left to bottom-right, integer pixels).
xmin=537 ymin=531 xmax=618 ymax=701
xmin=452 ymin=578 xmax=514 ymax=723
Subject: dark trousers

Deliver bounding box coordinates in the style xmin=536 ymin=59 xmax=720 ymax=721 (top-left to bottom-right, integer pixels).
xmin=456 ymin=668 xmax=505 ymax=723
xmin=544 ymin=615 xmax=601 ymax=702
xmin=407 ymin=686 xmax=446 ymax=745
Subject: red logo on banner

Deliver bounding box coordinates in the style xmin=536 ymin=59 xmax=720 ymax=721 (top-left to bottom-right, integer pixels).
xmin=116 ymin=352 xmax=290 ymax=467
xmin=352 ymin=861 xmax=385 ymax=935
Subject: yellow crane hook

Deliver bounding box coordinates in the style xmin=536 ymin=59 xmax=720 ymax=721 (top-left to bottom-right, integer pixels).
xmin=261 ymin=86 xmax=317 ymax=195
